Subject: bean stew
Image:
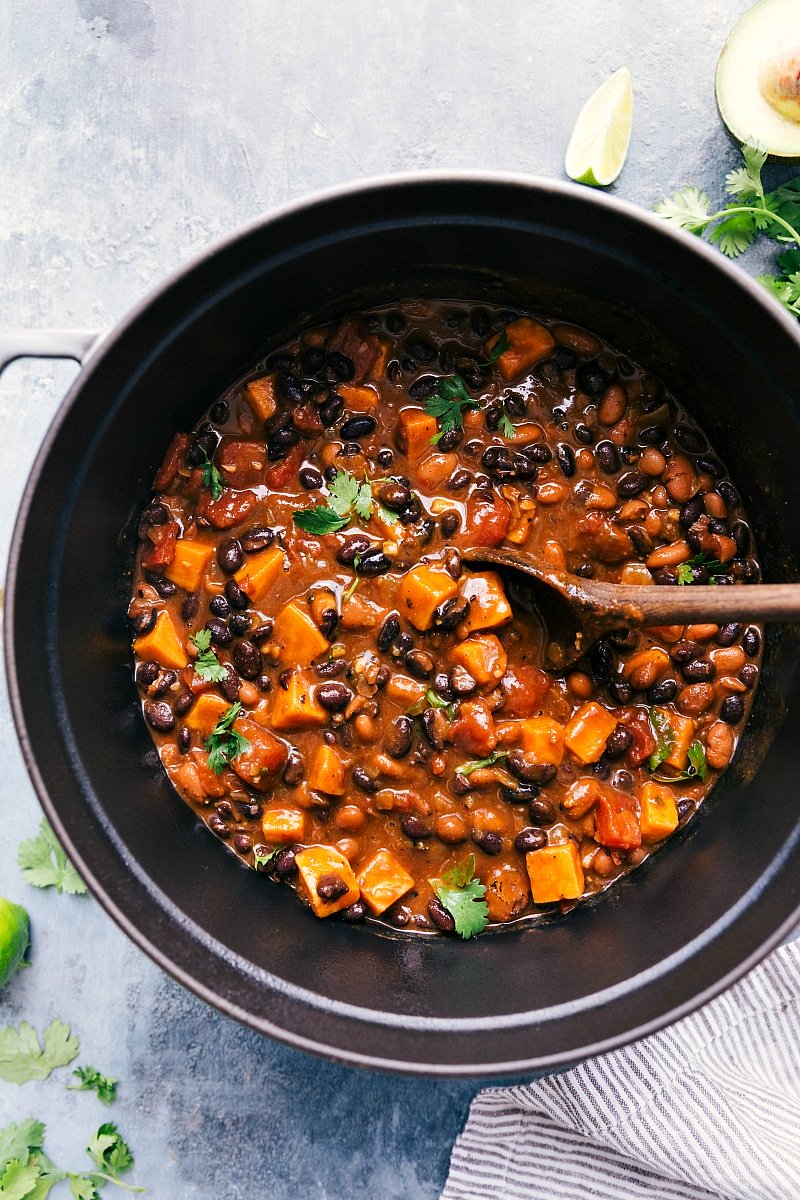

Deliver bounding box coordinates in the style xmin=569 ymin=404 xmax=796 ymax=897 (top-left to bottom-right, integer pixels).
xmin=129 ymin=302 xmax=762 ymax=937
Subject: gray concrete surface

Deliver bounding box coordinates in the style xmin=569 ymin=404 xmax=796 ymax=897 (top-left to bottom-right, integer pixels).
xmin=0 ymin=2 xmax=795 ymax=1196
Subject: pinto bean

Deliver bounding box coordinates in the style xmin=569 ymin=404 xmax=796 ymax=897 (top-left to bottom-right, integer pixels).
xmin=663 ymin=455 xmax=696 ymax=503
xmin=705 ymin=721 xmax=735 ymax=770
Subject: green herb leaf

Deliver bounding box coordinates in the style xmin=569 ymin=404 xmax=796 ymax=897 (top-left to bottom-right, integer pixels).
xmin=434 ymin=853 xmax=489 ymax=939
xmin=479 ymin=329 xmax=510 ymax=366
xmin=676 ymin=552 xmax=725 ymax=586
xmin=647 ymin=710 xmax=676 ymax=773
xmin=498 ymin=412 xmax=516 ymax=438
xmin=198 ymin=450 xmax=224 ymax=501
xmin=376 ymin=503 xmax=398 ymax=526
xmin=709 ymin=209 xmax=759 ymax=257
xmin=17 ymin=821 xmax=86 ymax=896
xmin=328 ymin=470 xmax=362 ymax=518
xmin=424 ymin=375 xmax=480 ymax=444
xmin=204 ymin=702 xmax=250 ymax=775
xmin=189 ymin=630 xmax=228 ymax=684
xmin=725 ymin=142 xmax=767 ymax=205
xmin=0 ymin=1158 xmax=41 ymax=1200
xmin=425 ymin=689 xmax=456 ymax=721
xmin=292 ymin=507 xmax=350 ymax=535
xmin=770 ymin=179 xmax=800 ymax=234
xmin=0 ymin=1019 xmax=79 ymax=1085
xmin=294 ymin=469 xmax=379 ymax=534
xmin=654 ymin=185 xmax=711 ymax=234
xmin=86 ymin=1125 xmax=134 ymax=1180
xmin=253 ymin=846 xmax=280 ymax=871
xmin=459 ymin=750 xmax=509 ymax=777
xmin=353 ymin=482 xmax=374 ymax=522
xmin=343 ymin=554 xmax=362 ymax=603
xmin=68 ymin=1067 xmax=117 ymax=1106
xmin=652 ymin=739 xmax=709 ymax=784
xmin=0 ymin=1121 xmax=46 ymax=1167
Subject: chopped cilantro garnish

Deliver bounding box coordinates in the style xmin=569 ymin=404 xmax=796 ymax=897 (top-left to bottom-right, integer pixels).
xmin=189 ymin=629 xmax=228 ymax=683
xmin=205 ymin=701 xmax=249 ymax=774
xmin=676 ymin=553 xmax=726 ymax=586
xmin=198 ymin=449 xmax=224 ymax=501
xmin=426 ymin=689 xmax=456 ymax=721
xmin=479 ymin=329 xmax=510 ymax=366
xmin=253 ymin=845 xmax=281 ymax=871
xmin=293 ymin=469 xmax=384 ymax=534
xmin=342 ymin=554 xmax=362 ymax=602
xmin=68 ymin=1065 xmax=118 ymax=1106
xmin=652 ymin=740 xmax=709 ymax=784
xmin=498 ymin=411 xmax=516 ymax=438
xmin=647 ymin=709 xmax=675 ymax=773
xmin=424 ymin=375 xmax=481 ymax=444
xmin=433 ymin=853 xmax=489 ymax=939
xmin=459 ymin=750 xmax=509 ymax=777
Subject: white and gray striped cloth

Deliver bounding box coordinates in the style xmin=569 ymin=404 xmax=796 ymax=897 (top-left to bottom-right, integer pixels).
xmin=442 ymin=941 xmax=800 ymax=1200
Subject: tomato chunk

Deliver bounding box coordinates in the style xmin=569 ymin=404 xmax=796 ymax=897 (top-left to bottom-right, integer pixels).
xmin=594 ymin=789 xmax=642 ymax=850
xmin=196 ymin=488 xmax=259 ymax=530
xmin=465 ymin=490 xmax=511 ymax=547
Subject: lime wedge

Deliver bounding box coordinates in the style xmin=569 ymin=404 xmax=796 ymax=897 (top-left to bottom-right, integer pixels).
xmin=565 ymin=66 xmax=634 ymax=187
xmin=0 ymin=897 xmax=29 ymax=989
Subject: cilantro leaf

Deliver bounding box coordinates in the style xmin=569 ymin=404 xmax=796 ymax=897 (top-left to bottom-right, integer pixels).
xmin=498 ymin=412 xmax=516 ymax=438
xmin=676 ymin=552 xmax=725 ymax=585
xmin=0 ymin=1158 xmax=41 ymax=1200
xmin=425 ymin=689 xmax=456 ymax=721
xmin=376 ymin=503 xmax=398 ymax=526
xmin=758 ymin=272 xmax=800 ymax=315
xmin=709 ymin=209 xmax=759 ymax=257
xmin=647 ymin=710 xmax=675 ymax=773
xmin=253 ymin=846 xmax=280 ymax=871
xmin=204 ymin=702 xmax=250 ymax=775
xmin=0 ymin=1019 xmax=79 ymax=1085
xmin=652 ymin=739 xmax=709 ymax=784
xmin=353 ymin=482 xmax=374 ymax=522
xmin=479 ymin=329 xmax=510 ymax=366
xmin=769 ymin=178 xmax=800 ymax=233
xmin=86 ymin=1125 xmax=134 ymax=1179
xmin=434 ymin=853 xmax=488 ymax=939
xmin=294 ymin=469 xmax=378 ymax=534
xmin=0 ymin=1121 xmax=46 ymax=1166
xmin=459 ymin=750 xmax=508 ymax=777
xmin=68 ymin=1067 xmax=117 ymax=1106
xmin=725 ymin=143 xmax=767 ymax=204
xmin=292 ymin=507 xmax=350 ymax=535
xmin=328 ymin=470 xmax=361 ymax=518
xmin=654 ymin=186 xmax=711 ymax=234
xmin=17 ymin=821 xmax=86 ymax=895
xmin=424 ymin=375 xmax=480 ymax=444
xmin=189 ymin=630 xmax=228 ymax=684
xmin=198 ymin=450 xmax=224 ymax=501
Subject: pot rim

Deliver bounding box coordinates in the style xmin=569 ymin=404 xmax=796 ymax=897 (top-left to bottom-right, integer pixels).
xmin=6 ymin=170 xmax=800 ymax=1076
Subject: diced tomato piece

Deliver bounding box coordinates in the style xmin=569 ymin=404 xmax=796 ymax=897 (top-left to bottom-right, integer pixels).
xmin=291 ymin=402 xmax=324 ymax=436
xmin=450 ymin=697 xmax=497 ymax=756
xmin=617 ymin=705 xmax=657 ymax=766
xmin=500 ymin=664 xmax=552 ymax=718
xmin=154 ymin=433 xmax=190 ymax=491
xmin=230 ymin=719 xmax=289 ymax=791
xmin=594 ymin=790 xmax=641 ymax=850
xmin=196 ymin=488 xmax=259 ymax=530
xmin=218 ymin=439 xmax=266 ymax=489
xmin=180 ymin=666 xmax=216 ymax=696
xmin=573 ymin=511 xmax=634 ymax=563
xmin=265 ymin=442 xmax=304 ymax=491
xmin=465 ymin=491 xmax=511 ymax=547
xmin=141 ymin=521 xmax=179 ymax=568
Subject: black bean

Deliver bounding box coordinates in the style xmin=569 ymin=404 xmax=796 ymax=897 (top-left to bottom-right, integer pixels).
xmin=177 ymin=727 xmax=191 ymax=753
xmin=669 ymin=640 xmax=701 ymax=664
xmin=555 ymin=442 xmax=576 ymax=477
xmin=506 ymin=752 xmax=556 ymax=785
xmin=297 ymin=346 xmax=324 ymax=376
xmin=144 ymin=571 xmax=177 ymax=599
xmin=205 ymin=618 xmax=232 ymax=647
xmin=406 ymin=337 xmax=436 ymax=363
xmin=376 ymin=614 xmax=401 ymax=653
xmin=297 ymin=466 xmax=322 ymax=491
xmin=393 ymin=632 xmax=414 ymax=658
xmin=174 ymin=691 xmax=195 ymax=717
xmin=421 ymin=708 xmax=447 ymax=751
xmin=325 ymin=352 xmax=355 ymax=382
xmin=377 ymin=448 xmax=394 ymax=468
xmin=713 ymin=623 xmax=740 ymax=648
xmin=142 ymin=501 xmax=170 ymax=526
xmin=318 ymin=395 xmax=344 ymax=428
xmin=270 ymin=847 xmax=296 ymax=877
xmin=674 ymin=425 xmax=706 ymax=454
xmin=136 ymin=660 xmax=160 ymax=688
xmin=639 ymin=424 xmax=668 ymax=446
xmin=588 ymin=640 xmax=613 ymax=683
xmin=434 ymin=595 xmax=471 ymax=631
xmin=652 ymin=568 xmax=680 ymax=586
xmin=241 ymin=532 xmax=275 ymax=563
xmin=208 ymin=816 xmax=230 ymax=837
xmin=231 ymin=639 xmax=261 ymax=679
xmin=316 ymin=873 xmax=349 ymax=901
xmin=440 ymin=511 xmax=461 ymax=538
xmin=739 ymin=664 xmax=758 ymax=689
xmin=179 ymin=596 xmax=199 ymax=627
xmin=398 ymin=496 xmax=424 ymax=525
xmin=436 ymin=428 xmax=462 ymax=452
xmin=449 ymin=665 xmax=477 ymax=697
xmin=144 ymin=700 xmax=174 ymax=732
xmin=222 ymin=580 xmax=248 ymax=611
xmin=250 ymin=620 xmax=274 ymax=644
xmin=219 ymin=664 xmax=241 ymax=703
xmin=427 ymin=896 xmax=456 ymax=932
xmin=130 ymin=608 xmax=157 ymax=637
xmin=340 ymin=415 xmax=377 ymax=441
xmin=230 ymin=612 xmax=252 ymax=637
xmin=527 ymin=796 xmax=557 ymax=825
xmin=381 ymin=715 xmax=412 ymax=760
xmin=573 ymin=563 xmax=595 ymax=579
xmin=527 ymin=442 xmax=553 ymax=464
xmin=341 ymin=899 xmax=367 ymax=922
xmin=267 ymin=427 xmax=300 ymax=460
xmin=375 ymin=480 xmax=411 ymax=510
xmin=720 ymin=695 xmax=745 ymax=724
xmin=336 ymin=535 xmax=371 ymax=566
xmin=358 ymin=547 xmax=391 ymax=576
xmin=743 ymin=626 xmax=761 ymax=657
xmin=592 ymin=759 xmax=611 ymax=780
xmin=317 ymin=682 xmax=353 ymax=711
xmin=473 ymin=830 xmax=503 ymax=855
xmin=617 ymin=471 xmax=647 ymax=498
xmin=400 ymin=812 xmax=432 ymax=840
xmin=353 ymin=766 xmax=379 ymax=793
xmin=646 ymin=679 xmax=678 ymax=705
xmin=514 ymin=827 xmax=547 ymax=853
xmin=595 ymin=440 xmax=620 ymax=475
xmin=499 ymin=783 xmax=539 ymax=805
xmin=577 ymin=360 xmax=612 ymax=395
xmin=266 ymin=352 xmax=295 ymax=371
xmin=151 ymin=669 xmax=178 ymax=698
xmin=677 ymin=495 xmax=704 ymax=531
xmin=209 ymin=594 xmax=230 ymax=619
xmin=611 ymin=768 xmax=635 ymax=792
xmin=682 ymin=659 xmax=715 ymax=682
xmin=604 ymin=726 xmax=634 ymax=760
xmin=405 ymin=649 xmax=434 ymax=680
xmin=608 ymin=676 xmax=633 ymax=704
xmin=574 ymin=422 xmax=594 ymax=446
xmin=408 ymin=375 xmax=438 ymax=401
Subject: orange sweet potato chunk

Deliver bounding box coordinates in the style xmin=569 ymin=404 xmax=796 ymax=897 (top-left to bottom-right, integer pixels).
xmin=338 ymin=384 xmax=378 ymax=411
xmin=526 ymin=842 xmax=584 ymax=904
xmin=457 ymin=571 xmax=513 ymax=635
xmin=397 ymin=565 xmax=458 ymax=632
xmin=261 ymin=806 xmax=306 ymax=843
xmin=295 ymin=846 xmax=360 ymax=918
xmin=396 ymin=408 xmax=438 ymax=461
xmin=269 ymin=670 xmax=328 ymax=731
xmin=243 ymin=373 xmax=278 ymax=423
xmin=230 ymin=718 xmax=288 ymax=790
xmin=165 ymin=538 xmax=213 ymax=593
xmin=450 ymin=634 xmax=507 ymax=686
xmin=356 ymin=849 xmax=414 ymax=916
xmin=639 ymin=781 xmax=679 ymax=842
xmin=564 ymin=702 xmax=618 ymax=764
xmin=133 ymin=610 xmax=188 ymax=671
xmin=184 ymin=692 xmax=230 ymax=735
xmin=520 ymin=717 xmax=565 ymax=766
xmin=308 ymin=744 xmax=347 ymax=796
xmin=272 ymin=600 xmax=330 ymax=666
xmin=655 ymin=708 xmax=696 ymax=771
xmin=234 ymin=545 xmax=287 ymax=602
xmin=487 ymin=318 xmax=556 ymax=382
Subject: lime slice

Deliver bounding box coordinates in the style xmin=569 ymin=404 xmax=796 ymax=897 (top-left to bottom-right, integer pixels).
xmin=565 ymin=66 xmax=634 ymax=187
xmin=0 ymin=897 xmax=30 ymax=988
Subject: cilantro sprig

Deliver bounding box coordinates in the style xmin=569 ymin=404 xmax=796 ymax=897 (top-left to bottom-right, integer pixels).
xmin=0 ymin=1117 xmax=143 ymax=1200
xmin=253 ymin=846 xmax=281 ymax=871
xmin=652 ymin=741 xmax=709 ymax=785
xmin=0 ymin=1018 xmax=79 ymax=1084
xmin=656 ymin=142 xmax=800 ymax=316
xmin=647 ymin=710 xmax=676 ymax=773
xmin=459 ymin=750 xmax=509 ymax=777
xmin=17 ymin=820 xmax=86 ymax=895
xmin=68 ymin=1066 xmax=118 ymax=1106
xmin=424 ymin=375 xmax=481 ymax=444
xmin=189 ymin=629 xmax=228 ymax=683
xmin=342 ymin=553 xmax=362 ymax=603
xmin=204 ymin=701 xmax=250 ymax=774
xmin=198 ymin=449 xmax=224 ymax=501
xmin=676 ymin=553 xmax=726 ymax=586
xmin=479 ymin=329 xmax=510 ymax=366
xmin=433 ymin=853 xmax=489 ymax=939
xmin=293 ymin=468 xmax=395 ymax=535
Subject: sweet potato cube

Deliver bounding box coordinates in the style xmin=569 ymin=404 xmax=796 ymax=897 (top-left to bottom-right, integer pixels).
xmin=457 ymin=571 xmax=513 ymax=635
xmin=308 ymin=744 xmax=347 ymax=796
xmin=295 ymin=845 xmax=360 ymax=919
xmin=450 ymin=634 xmax=507 ymax=686
xmin=397 ymin=565 xmax=458 ymax=632
xmin=526 ymin=842 xmax=584 ymax=904
xmin=261 ymin=806 xmax=306 ymax=844
xmin=133 ymin=610 xmax=188 ymax=670
xmin=269 ymin=670 xmax=328 ymax=731
xmin=184 ymin=692 xmax=230 ymax=735
xmin=594 ymin=790 xmax=641 ymax=850
xmin=370 ymin=338 xmax=391 ymax=380
xmin=234 ymin=545 xmax=287 ymax=602
xmin=622 ymin=647 xmax=670 ymax=680
xmin=639 ymin=781 xmax=679 ymax=843
xmin=230 ymin=718 xmax=288 ymax=790
xmin=356 ymin=848 xmax=414 ymax=916
xmin=338 ymin=383 xmax=378 ymax=411
xmin=655 ymin=708 xmax=696 ymax=771
xmin=272 ymin=600 xmax=330 ymax=666
xmin=488 ymin=318 xmax=556 ymax=382
xmin=564 ymin=702 xmax=618 ymax=764
xmin=520 ymin=717 xmax=565 ymax=766
xmin=243 ymin=373 xmax=277 ymax=423
xmin=165 ymin=538 xmax=213 ymax=593
xmin=396 ymin=408 xmax=438 ymax=461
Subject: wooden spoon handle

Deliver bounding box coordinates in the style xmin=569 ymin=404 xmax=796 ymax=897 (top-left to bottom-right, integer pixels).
xmin=581 ymin=582 xmax=800 ymax=625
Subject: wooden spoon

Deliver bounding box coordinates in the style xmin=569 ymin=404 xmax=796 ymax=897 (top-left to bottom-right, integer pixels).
xmin=462 ymin=546 xmax=800 ymax=671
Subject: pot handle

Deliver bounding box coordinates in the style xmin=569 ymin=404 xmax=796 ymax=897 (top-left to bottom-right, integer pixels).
xmin=0 ymin=329 xmax=102 ymax=376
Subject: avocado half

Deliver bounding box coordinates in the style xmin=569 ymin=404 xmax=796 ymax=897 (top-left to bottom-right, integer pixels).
xmin=716 ymin=0 xmax=800 ymax=157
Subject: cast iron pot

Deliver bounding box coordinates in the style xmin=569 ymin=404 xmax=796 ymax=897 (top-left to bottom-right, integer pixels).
xmin=5 ymin=174 xmax=800 ymax=1077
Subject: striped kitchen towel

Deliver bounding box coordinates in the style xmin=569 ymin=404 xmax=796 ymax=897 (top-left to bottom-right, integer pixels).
xmin=442 ymin=940 xmax=800 ymax=1200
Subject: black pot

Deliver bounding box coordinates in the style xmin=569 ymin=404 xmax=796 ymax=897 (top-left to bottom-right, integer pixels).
xmin=6 ymin=174 xmax=800 ymax=1077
